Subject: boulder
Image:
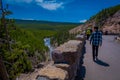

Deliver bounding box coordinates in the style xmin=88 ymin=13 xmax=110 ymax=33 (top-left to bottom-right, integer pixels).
xmin=103 ymin=10 xmax=120 ymax=34
xmin=76 ymin=34 xmax=85 ymax=41
xmin=52 ymin=40 xmax=83 ymax=80
xmin=39 ymin=64 xmax=68 ymax=80
xmin=54 ymin=63 xmax=70 ymax=71
xmin=52 ymin=40 xmax=83 ymax=64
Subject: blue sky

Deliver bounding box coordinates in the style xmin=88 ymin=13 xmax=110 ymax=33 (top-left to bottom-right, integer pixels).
xmin=3 ymin=0 xmax=120 ymax=23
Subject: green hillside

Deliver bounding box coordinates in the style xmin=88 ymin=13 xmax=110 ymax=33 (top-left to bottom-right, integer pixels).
xmin=89 ymin=4 xmax=120 ymax=27
xmin=15 ymin=19 xmax=80 ymax=31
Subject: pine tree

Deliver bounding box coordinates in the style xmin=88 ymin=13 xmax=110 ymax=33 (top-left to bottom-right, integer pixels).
xmin=0 ymin=0 xmax=12 ymax=79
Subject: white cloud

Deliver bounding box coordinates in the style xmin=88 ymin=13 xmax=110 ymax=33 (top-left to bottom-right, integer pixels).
xmin=39 ymin=2 xmax=63 ymax=10
xmin=5 ymin=0 xmax=64 ymax=10
xmin=36 ymin=0 xmax=64 ymax=10
xmin=80 ymin=19 xmax=87 ymax=23
xmin=5 ymin=0 xmax=33 ymax=3
xmin=35 ymin=0 xmax=43 ymax=3
xmin=21 ymin=18 xmax=35 ymax=20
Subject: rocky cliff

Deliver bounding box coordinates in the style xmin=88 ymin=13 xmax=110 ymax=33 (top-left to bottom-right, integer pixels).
xmin=102 ymin=10 xmax=120 ymax=34
xmin=70 ymin=5 xmax=120 ymax=34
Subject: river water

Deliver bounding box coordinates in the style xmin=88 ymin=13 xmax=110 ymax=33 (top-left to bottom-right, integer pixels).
xmin=36 ymin=38 xmax=53 ymax=80
xmin=16 ymin=38 xmax=53 ymax=80
xmin=36 ymin=38 xmax=54 ymax=80
xmin=44 ymin=38 xmax=53 ymax=60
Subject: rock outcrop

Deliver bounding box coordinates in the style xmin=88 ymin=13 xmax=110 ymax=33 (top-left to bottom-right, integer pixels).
xmin=52 ymin=40 xmax=84 ymax=80
xmin=69 ymin=25 xmax=83 ymax=34
xmin=69 ymin=8 xmax=120 ymax=35
xmin=39 ymin=64 xmax=68 ymax=80
xmin=103 ymin=10 xmax=120 ymax=34
xmin=52 ymin=40 xmax=82 ymax=64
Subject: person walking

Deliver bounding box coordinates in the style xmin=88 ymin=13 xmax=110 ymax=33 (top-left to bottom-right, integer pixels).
xmin=86 ymin=29 xmax=92 ymax=40
xmin=90 ymin=26 xmax=102 ymax=61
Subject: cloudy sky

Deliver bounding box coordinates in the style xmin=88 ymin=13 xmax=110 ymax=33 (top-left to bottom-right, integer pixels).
xmin=3 ymin=0 xmax=120 ymax=23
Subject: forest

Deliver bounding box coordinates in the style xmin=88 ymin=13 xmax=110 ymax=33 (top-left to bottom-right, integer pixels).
xmin=0 ymin=17 xmax=80 ymax=79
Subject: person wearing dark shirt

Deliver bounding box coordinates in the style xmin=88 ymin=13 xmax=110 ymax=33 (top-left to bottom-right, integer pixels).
xmin=90 ymin=27 xmax=102 ymax=61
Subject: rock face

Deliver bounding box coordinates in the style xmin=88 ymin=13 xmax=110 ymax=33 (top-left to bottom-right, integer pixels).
xmin=69 ymin=25 xmax=83 ymax=34
xmin=52 ymin=40 xmax=82 ymax=64
xmin=39 ymin=64 xmax=68 ymax=80
xmin=103 ymin=10 xmax=120 ymax=34
xmin=52 ymin=40 xmax=84 ymax=80
xmin=54 ymin=63 xmax=70 ymax=71
xmin=70 ymin=10 xmax=120 ymax=35
xmin=76 ymin=34 xmax=85 ymax=41
xmin=18 ymin=69 xmax=41 ymax=80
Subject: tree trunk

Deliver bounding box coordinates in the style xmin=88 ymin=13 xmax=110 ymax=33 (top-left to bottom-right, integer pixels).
xmin=0 ymin=56 xmax=9 ymax=80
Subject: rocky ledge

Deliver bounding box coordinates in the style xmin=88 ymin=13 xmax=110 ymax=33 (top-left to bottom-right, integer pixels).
xmin=18 ymin=36 xmax=84 ymax=80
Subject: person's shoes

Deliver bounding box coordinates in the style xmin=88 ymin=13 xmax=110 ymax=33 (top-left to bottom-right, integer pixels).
xmin=96 ymin=56 xmax=98 ymax=60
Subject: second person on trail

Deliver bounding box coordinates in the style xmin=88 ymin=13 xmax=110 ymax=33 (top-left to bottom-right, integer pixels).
xmin=86 ymin=28 xmax=92 ymax=40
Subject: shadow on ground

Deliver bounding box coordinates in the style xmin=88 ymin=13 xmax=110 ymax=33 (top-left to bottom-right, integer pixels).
xmin=75 ymin=41 xmax=86 ymax=80
xmin=75 ymin=66 xmax=86 ymax=80
xmin=95 ymin=58 xmax=110 ymax=67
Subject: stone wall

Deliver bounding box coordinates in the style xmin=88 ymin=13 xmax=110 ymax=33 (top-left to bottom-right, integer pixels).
xmin=39 ymin=35 xmax=85 ymax=80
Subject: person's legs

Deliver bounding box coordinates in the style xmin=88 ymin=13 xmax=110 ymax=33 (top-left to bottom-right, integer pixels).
xmin=87 ymin=34 xmax=89 ymax=40
xmin=87 ymin=34 xmax=90 ymax=40
xmin=92 ymin=45 xmax=95 ymax=61
xmin=96 ymin=46 xmax=99 ymax=58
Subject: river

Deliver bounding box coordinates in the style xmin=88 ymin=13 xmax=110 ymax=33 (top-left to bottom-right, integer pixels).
xmin=44 ymin=38 xmax=53 ymax=60
xmin=36 ymin=38 xmax=53 ymax=80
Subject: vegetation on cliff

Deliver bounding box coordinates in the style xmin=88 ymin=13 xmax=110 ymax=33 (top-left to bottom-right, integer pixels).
xmin=89 ymin=4 xmax=120 ymax=27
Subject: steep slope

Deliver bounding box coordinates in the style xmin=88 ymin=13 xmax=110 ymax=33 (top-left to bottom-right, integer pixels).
xmin=70 ymin=4 xmax=120 ymax=34
xmin=87 ymin=4 xmax=120 ymax=34
xmin=69 ymin=25 xmax=83 ymax=34
xmin=103 ymin=10 xmax=120 ymax=34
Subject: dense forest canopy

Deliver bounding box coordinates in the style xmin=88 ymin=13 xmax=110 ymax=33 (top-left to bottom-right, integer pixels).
xmin=15 ymin=19 xmax=80 ymax=30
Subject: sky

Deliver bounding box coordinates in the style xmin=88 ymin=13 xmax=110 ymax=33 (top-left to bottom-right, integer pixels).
xmin=2 ymin=0 xmax=120 ymax=23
